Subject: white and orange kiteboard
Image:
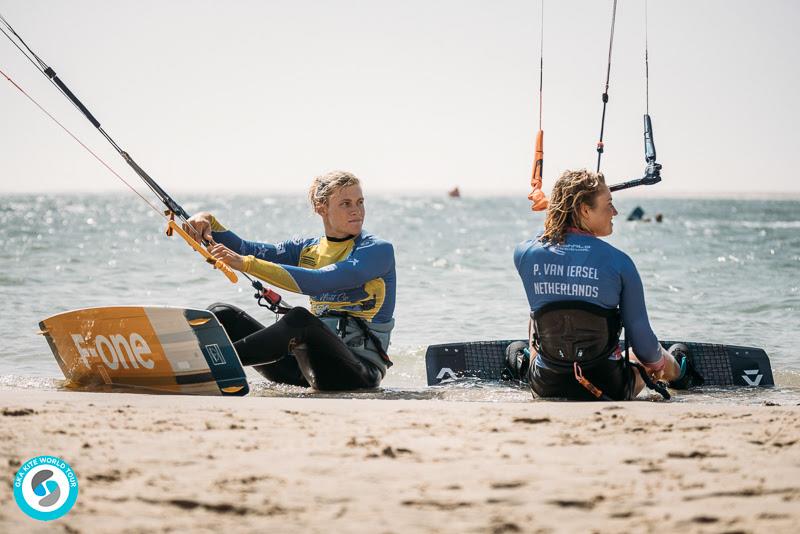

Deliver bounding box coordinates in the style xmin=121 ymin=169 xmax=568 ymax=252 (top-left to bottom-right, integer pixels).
xmin=38 ymin=306 xmax=249 ymax=396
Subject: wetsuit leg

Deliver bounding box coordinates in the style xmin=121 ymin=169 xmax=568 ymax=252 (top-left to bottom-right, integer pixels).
xmin=271 ymin=307 xmax=382 ymax=391
xmin=208 ymin=302 xmax=266 ymax=341
xmin=209 ymin=304 xmax=381 ymax=391
xmin=208 ymin=303 xmax=308 ymax=387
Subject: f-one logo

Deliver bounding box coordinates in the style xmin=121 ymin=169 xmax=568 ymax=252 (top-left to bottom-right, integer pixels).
xmin=70 ymin=333 xmax=155 ymax=370
xmin=742 ymin=369 xmax=763 ymax=386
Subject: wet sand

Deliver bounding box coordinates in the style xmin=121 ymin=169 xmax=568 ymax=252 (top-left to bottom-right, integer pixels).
xmin=1 ymin=389 xmax=798 ymax=533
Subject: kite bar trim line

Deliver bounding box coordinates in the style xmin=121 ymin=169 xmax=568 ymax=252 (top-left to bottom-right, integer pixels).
xmin=595 ymin=0 xmax=617 ymax=173
xmin=527 ymin=0 xmax=549 ymax=212
xmin=605 ymin=0 xmax=663 ymax=193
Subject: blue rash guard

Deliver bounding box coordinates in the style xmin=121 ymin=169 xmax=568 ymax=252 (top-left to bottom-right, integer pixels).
xmin=208 ymin=217 xmax=396 ymax=374
xmin=514 ymin=229 xmax=664 ymax=369
xmin=209 ymin=218 xmax=395 ymax=323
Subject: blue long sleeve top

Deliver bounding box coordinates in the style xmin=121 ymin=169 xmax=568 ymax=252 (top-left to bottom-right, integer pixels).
xmin=210 ymin=218 xmax=395 ymax=324
xmin=514 ymin=229 xmax=663 ymax=367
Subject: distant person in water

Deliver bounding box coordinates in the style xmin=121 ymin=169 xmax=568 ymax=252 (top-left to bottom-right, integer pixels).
xmin=627 ymin=206 xmax=663 ymax=223
xmin=184 ymin=171 xmax=396 ymax=391
xmin=509 ymin=169 xmax=699 ymax=400
xmin=627 ymin=206 xmax=646 ymax=221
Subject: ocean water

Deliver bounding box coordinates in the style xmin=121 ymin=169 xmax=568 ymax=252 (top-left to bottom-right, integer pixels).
xmin=1 ymin=193 xmax=799 ymax=404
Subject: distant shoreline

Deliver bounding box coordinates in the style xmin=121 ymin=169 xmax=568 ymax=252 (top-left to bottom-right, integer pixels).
xmin=3 ymin=190 xmax=800 ymax=200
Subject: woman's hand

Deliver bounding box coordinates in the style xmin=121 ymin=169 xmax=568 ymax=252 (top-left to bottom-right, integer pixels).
xmin=658 ymin=349 xmax=683 ymax=383
xmin=183 ymin=212 xmax=216 ymax=244
xmin=648 ymin=346 xmax=682 ymax=382
xmin=208 ymin=243 xmax=245 ymax=271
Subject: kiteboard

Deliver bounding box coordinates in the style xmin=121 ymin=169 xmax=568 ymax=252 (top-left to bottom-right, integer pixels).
xmin=39 ymin=306 xmax=249 ymax=396
xmin=425 ymin=339 xmax=774 ymax=388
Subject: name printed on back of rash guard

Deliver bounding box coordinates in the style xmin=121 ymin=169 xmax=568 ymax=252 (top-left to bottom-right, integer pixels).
xmin=532 ymin=263 xmax=601 ymax=298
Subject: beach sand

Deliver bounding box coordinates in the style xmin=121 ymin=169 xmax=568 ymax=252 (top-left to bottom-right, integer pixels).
xmin=1 ymin=389 xmax=798 ymax=533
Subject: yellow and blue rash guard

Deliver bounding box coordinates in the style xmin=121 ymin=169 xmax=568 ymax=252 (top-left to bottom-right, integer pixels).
xmin=209 ymin=217 xmax=396 ymax=324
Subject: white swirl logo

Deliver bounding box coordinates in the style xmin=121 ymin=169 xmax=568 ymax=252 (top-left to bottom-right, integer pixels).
xmin=13 ymin=456 xmax=79 ymax=521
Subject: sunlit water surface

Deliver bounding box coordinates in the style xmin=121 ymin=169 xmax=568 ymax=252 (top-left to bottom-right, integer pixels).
xmin=2 ymin=194 xmax=798 ymax=404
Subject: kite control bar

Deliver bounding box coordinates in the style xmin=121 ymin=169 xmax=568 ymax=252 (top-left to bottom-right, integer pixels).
xmin=608 ymin=114 xmax=662 ymax=193
xmin=166 ymin=220 xmax=238 ymax=283
xmin=608 ymin=164 xmax=661 ymax=192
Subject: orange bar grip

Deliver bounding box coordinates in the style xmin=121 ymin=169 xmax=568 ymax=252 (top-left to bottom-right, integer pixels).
xmin=166 ymin=220 xmax=238 ymax=284
xmin=528 ymin=129 xmax=548 ymax=211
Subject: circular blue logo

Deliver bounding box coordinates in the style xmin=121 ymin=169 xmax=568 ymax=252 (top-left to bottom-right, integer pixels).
xmin=13 ymin=456 xmax=79 ymax=521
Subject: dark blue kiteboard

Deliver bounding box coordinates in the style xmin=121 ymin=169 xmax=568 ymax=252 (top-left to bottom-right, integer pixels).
xmin=425 ymin=339 xmax=773 ymax=387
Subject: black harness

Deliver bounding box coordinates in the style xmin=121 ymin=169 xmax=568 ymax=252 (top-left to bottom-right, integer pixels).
xmin=532 ymin=300 xmax=670 ymax=400
xmin=532 ymin=301 xmax=621 ymax=368
xmin=322 ymin=310 xmax=393 ymax=368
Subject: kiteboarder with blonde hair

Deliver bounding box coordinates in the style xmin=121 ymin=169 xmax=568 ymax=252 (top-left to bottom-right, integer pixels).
xmin=184 ymin=171 xmax=396 ymax=391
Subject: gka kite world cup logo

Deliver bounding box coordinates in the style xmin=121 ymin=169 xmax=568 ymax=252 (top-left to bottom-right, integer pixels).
xmin=13 ymin=455 xmax=79 ymax=521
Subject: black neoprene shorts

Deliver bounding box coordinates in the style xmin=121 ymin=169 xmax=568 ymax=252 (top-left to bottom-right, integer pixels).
xmin=528 ymin=356 xmax=636 ymax=401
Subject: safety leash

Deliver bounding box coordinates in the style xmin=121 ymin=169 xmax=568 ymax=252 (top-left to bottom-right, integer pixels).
xmin=573 ymin=362 xmax=614 ymax=401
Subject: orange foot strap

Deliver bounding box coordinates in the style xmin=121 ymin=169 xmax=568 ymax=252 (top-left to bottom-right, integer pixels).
xmin=166 ymin=220 xmax=238 ymax=283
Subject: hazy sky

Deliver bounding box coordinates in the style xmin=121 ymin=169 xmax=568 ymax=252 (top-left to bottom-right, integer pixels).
xmin=1 ymin=0 xmax=799 ymax=195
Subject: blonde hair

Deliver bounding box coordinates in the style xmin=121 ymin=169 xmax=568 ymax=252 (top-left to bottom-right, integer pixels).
xmin=540 ymin=169 xmax=606 ymax=245
xmin=308 ymin=171 xmax=361 ymax=212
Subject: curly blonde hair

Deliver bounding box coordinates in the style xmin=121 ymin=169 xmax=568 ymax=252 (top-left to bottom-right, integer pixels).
xmin=540 ymin=169 xmax=606 ymax=245
xmin=308 ymin=171 xmax=361 ymax=212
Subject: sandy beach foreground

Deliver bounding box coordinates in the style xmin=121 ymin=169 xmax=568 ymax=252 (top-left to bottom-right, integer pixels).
xmin=1 ymin=390 xmax=798 ymax=533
